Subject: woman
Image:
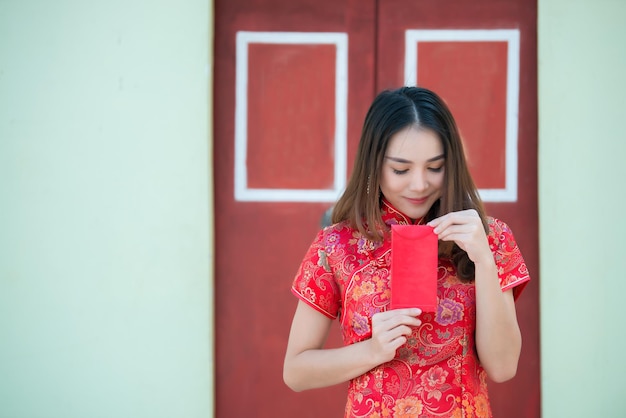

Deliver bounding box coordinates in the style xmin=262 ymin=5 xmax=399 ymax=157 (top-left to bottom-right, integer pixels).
xmin=283 ymin=86 xmax=530 ymax=417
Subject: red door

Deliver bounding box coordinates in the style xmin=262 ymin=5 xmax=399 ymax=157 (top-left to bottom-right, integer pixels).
xmin=375 ymin=2 xmax=540 ymax=416
xmin=214 ymin=1 xmax=539 ymax=416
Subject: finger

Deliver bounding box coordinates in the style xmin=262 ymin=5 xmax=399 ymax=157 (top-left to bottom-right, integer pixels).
xmin=379 ymin=325 xmax=413 ymax=348
xmin=376 ymin=313 xmax=422 ymax=330
xmin=390 ymin=307 xmax=422 ymax=317
xmin=435 ymin=223 xmax=475 ymax=236
xmin=427 ymin=213 xmax=448 ymax=228
xmin=437 ymin=222 xmax=485 ymax=241
xmin=390 ymin=315 xmax=422 ymax=329
xmin=434 ymin=217 xmax=484 ymax=238
xmin=436 ymin=233 xmax=470 ymax=253
xmin=428 ymin=209 xmax=478 ymax=229
xmin=388 ymin=335 xmax=408 ymax=350
xmin=393 ymin=324 xmax=415 ymax=338
xmin=372 ymin=317 xmax=421 ymax=340
xmin=375 ymin=308 xmax=422 ymax=320
xmin=372 ymin=310 xmax=422 ymax=344
xmin=429 ymin=214 xmax=460 ymax=233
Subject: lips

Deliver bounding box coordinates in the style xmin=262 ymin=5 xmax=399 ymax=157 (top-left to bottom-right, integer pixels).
xmin=405 ymin=196 xmax=429 ymax=205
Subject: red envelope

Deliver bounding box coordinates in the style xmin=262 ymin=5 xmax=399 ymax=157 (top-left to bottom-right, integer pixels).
xmin=390 ymin=224 xmax=438 ymax=311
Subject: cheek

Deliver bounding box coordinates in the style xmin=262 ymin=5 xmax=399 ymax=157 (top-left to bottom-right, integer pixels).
xmin=380 ymin=172 xmax=402 ymax=193
xmin=435 ymin=173 xmax=446 ymax=187
xmin=430 ymin=172 xmax=446 ymax=191
xmin=430 ymin=171 xmax=446 ymax=187
xmin=379 ymin=171 xmax=391 ymax=191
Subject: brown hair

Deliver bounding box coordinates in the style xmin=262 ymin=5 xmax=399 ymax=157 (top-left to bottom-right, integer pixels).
xmin=332 ymin=86 xmax=487 ymax=281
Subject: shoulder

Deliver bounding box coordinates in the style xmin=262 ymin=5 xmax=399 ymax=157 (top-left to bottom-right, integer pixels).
xmin=485 ymin=216 xmax=525 ymax=266
xmin=486 ymin=216 xmax=511 ymax=233
xmin=484 ymin=217 xmax=530 ymax=297
xmin=317 ymin=221 xmax=359 ymax=253
xmin=486 ymin=216 xmax=516 ymax=240
xmin=485 ymin=216 xmax=525 ymax=255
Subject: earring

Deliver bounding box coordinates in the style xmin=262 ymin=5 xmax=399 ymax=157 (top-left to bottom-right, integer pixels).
xmin=366 ymin=176 xmax=371 ymax=195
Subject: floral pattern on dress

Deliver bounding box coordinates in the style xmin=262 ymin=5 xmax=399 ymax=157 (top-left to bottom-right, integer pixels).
xmin=292 ymin=200 xmax=530 ymax=417
xmin=436 ymin=298 xmax=464 ymax=326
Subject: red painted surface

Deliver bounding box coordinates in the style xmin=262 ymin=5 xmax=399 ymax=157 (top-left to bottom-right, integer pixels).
xmin=214 ymin=0 xmax=539 ymax=417
xmin=417 ymin=41 xmax=508 ymax=189
xmin=213 ymin=1 xmax=375 ymax=417
xmin=247 ymin=43 xmax=336 ymax=189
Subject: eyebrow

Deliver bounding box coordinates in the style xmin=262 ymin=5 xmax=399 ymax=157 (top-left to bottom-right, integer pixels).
xmin=385 ymin=154 xmax=445 ymax=164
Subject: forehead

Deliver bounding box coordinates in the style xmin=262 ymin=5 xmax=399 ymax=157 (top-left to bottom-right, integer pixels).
xmin=385 ymin=126 xmax=443 ymax=160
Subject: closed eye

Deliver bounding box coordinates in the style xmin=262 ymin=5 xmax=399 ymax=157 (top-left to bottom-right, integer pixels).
xmin=392 ymin=168 xmax=409 ymax=175
xmin=428 ymin=166 xmax=444 ymax=173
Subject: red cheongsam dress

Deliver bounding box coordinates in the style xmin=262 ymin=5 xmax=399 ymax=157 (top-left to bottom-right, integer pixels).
xmin=291 ymin=200 xmax=530 ymax=418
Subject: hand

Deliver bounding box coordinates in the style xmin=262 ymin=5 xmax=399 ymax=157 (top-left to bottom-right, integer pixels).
xmin=427 ymin=209 xmax=492 ymax=265
xmin=368 ymin=308 xmax=422 ymax=364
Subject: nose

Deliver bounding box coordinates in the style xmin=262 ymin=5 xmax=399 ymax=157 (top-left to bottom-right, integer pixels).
xmin=409 ymin=170 xmax=429 ymax=192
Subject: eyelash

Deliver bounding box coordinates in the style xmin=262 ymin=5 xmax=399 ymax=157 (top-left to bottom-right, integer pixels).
xmin=392 ymin=167 xmax=443 ymax=175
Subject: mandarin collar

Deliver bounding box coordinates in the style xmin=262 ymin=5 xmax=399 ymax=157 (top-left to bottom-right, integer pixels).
xmin=381 ymin=199 xmax=424 ymax=226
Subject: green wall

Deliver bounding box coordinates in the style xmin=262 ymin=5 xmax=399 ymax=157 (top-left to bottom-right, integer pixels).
xmin=0 ymin=1 xmax=214 ymax=417
xmin=539 ymin=0 xmax=626 ymax=416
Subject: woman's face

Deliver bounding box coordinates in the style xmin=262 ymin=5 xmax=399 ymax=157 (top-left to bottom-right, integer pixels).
xmin=379 ymin=126 xmax=445 ymax=221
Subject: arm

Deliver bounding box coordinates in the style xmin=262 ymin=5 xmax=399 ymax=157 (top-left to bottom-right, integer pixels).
xmin=428 ymin=210 xmax=521 ymax=382
xmin=473 ymin=263 xmax=521 ymax=382
xmin=283 ymin=300 xmax=422 ymax=391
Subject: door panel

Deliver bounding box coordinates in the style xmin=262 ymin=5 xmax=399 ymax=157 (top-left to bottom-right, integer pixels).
xmin=377 ymin=1 xmax=540 ymax=416
xmin=414 ymin=36 xmax=510 ymax=191
xmin=213 ymin=1 xmax=375 ymax=416
xmin=245 ymin=42 xmax=337 ymax=190
xmin=214 ymin=1 xmax=539 ymax=417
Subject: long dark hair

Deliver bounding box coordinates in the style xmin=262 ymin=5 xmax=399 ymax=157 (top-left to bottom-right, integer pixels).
xmin=332 ymin=86 xmax=487 ymax=281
